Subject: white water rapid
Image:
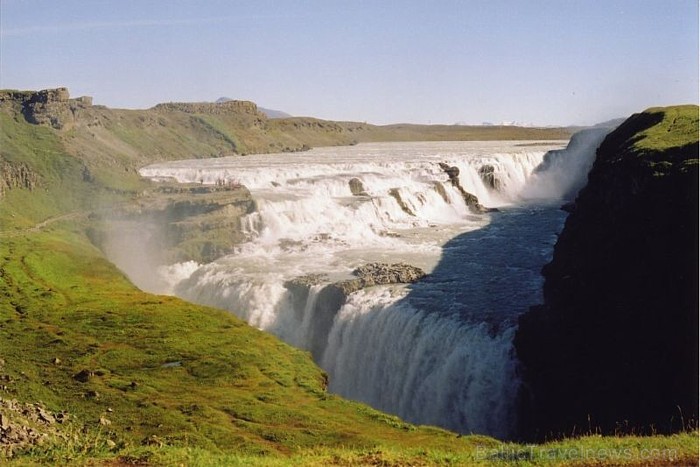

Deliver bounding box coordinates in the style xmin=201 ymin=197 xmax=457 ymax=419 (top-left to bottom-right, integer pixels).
xmin=136 ymin=139 xmax=589 ymax=440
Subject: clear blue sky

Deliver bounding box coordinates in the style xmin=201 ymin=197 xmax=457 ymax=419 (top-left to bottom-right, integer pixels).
xmin=1 ymin=0 xmax=697 ymax=125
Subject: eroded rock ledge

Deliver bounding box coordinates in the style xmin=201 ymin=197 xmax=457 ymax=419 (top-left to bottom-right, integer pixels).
xmin=92 ymin=182 xmax=256 ymax=264
xmin=0 ymin=87 xmax=93 ymax=130
xmin=285 ymin=263 xmax=426 ymax=360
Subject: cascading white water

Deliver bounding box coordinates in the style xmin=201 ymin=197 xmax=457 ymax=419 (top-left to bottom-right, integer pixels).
xmin=137 ymin=140 xmax=584 ymax=439
xmin=322 ymin=287 xmax=520 ymax=437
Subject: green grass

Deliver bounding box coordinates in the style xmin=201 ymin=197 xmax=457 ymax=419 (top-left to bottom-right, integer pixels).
xmin=192 ymin=114 xmax=242 ymax=152
xmin=9 ymin=428 xmax=699 ymax=465
xmin=0 ymin=113 xmax=91 ymax=228
xmin=0 ymin=225 xmax=487 ymax=462
xmin=634 ymin=105 xmax=699 ymax=152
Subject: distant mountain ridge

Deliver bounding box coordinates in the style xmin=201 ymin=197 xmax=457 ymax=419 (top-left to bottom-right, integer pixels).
xmin=216 ymin=96 xmax=292 ymax=119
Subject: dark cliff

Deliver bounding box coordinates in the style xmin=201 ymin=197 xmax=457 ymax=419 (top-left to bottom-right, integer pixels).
xmin=515 ymin=105 xmax=699 ymax=440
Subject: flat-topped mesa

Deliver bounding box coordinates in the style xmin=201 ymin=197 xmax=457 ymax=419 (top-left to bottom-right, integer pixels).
xmin=0 ymin=87 xmax=93 ymax=130
xmin=152 ymin=100 xmax=266 ymax=118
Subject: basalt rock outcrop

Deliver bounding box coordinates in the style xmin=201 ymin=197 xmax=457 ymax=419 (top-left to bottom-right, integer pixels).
xmin=477 ymin=164 xmax=501 ymax=191
xmin=388 ymin=188 xmax=416 ymax=216
xmin=515 ymin=106 xmax=699 ymax=440
xmin=153 ymin=100 xmax=263 ymax=117
xmin=337 ymin=262 xmax=426 ymax=294
xmin=0 ymin=88 xmax=93 ymax=130
xmin=0 ymin=157 xmax=40 ymax=198
xmin=348 ymin=177 xmax=369 ymax=196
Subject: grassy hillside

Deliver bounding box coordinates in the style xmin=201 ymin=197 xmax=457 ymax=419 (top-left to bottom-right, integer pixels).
xmin=0 ymin=92 xmax=697 ymax=465
xmin=0 ymin=225 xmax=496 ymax=464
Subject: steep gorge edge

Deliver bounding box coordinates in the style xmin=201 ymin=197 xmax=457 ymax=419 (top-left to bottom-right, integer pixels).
xmin=515 ymin=105 xmax=699 ymax=440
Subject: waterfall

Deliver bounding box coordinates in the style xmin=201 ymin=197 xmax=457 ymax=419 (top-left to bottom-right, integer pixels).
xmin=322 ymin=288 xmax=519 ymax=439
xmin=134 ymin=140 xmax=593 ymax=439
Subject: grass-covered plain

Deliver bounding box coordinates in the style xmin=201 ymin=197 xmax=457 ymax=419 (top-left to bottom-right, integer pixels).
xmin=0 ymin=98 xmax=697 ymax=465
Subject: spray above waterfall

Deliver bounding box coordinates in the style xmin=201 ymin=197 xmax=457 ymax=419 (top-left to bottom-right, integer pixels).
xmin=521 ymin=128 xmax=610 ymax=201
xmin=128 ymin=138 xmax=605 ymax=439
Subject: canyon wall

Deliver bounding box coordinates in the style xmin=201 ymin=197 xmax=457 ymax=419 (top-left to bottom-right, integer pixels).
xmin=515 ymin=105 xmax=699 ymax=440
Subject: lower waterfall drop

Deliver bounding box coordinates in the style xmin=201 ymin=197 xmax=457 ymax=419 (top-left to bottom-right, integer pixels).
xmin=322 ymin=288 xmax=520 ymax=439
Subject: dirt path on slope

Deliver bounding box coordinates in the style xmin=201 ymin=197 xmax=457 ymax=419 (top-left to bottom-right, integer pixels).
xmin=0 ymin=211 xmax=87 ymax=239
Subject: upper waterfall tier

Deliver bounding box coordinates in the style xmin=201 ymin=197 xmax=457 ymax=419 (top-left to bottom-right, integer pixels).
xmin=141 ymin=141 xmax=566 ymax=269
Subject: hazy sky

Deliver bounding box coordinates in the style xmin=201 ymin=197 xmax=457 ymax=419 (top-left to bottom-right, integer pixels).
xmin=1 ymin=0 xmax=697 ymax=125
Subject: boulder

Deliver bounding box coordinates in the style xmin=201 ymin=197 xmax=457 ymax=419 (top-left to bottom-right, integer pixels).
xmin=348 ymin=177 xmax=368 ymax=196
xmin=73 ymin=369 xmax=93 ymax=383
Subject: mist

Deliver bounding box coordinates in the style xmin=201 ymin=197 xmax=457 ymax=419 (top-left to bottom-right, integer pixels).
xmin=99 ymin=217 xmax=172 ymax=294
xmin=520 ymin=128 xmax=611 ymax=202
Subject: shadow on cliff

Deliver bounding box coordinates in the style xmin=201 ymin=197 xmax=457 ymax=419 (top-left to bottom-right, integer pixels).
xmin=514 ymin=110 xmax=699 ymax=441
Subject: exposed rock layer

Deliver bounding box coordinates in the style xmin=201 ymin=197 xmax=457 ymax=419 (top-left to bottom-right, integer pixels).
xmin=515 ymin=106 xmax=699 ymax=440
xmin=477 ymin=164 xmax=501 ymax=191
xmin=96 ymin=183 xmax=256 ymax=263
xmin=438 ymin=162 xmax=495 ymax=213
xmin=0 ymin=157 xmax=40 ymax=198
xmin=0 ymin=87 xmax=92 ymax=130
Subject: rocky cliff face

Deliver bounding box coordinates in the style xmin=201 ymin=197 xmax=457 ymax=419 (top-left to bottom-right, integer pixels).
xmin=96 ymin=183 xmax=257 ymax=265
xmin=153 ymin=100 xmax=262 ymax=116
xmin=515 ymin=106 xmax=699 ymax=440
xmin=0 ymin=157 xmax=40 ymax=198
xmin=0 ymin=87 xmax=93 ymax=130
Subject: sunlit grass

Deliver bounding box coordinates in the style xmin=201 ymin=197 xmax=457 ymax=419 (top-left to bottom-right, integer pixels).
xmin=634 ymin=105 xmax=698 ymax=152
